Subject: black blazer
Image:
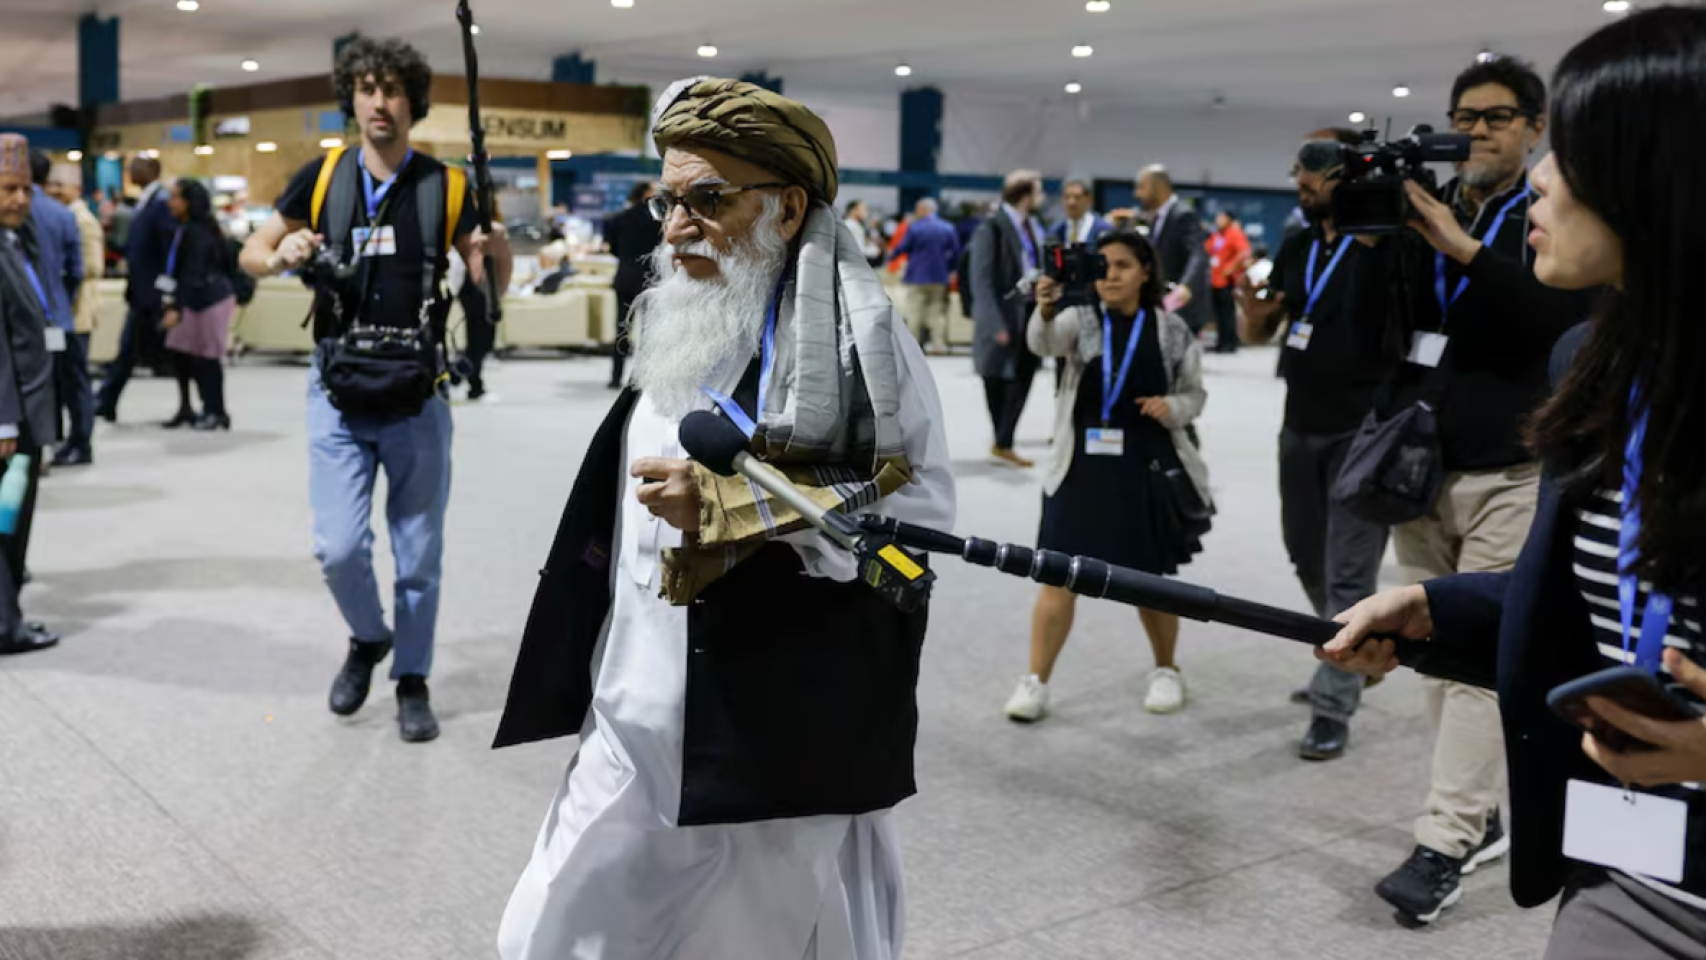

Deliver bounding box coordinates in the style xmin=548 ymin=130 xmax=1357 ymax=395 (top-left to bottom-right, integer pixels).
xmin=164 ymin=222 xmax=236 ymax=313
xmin=968 ymin=211 xmax=1042 ymax=380
xmin=125 ymin=191 xmax=178 ymax=312
xmin=1421 ymin=322 xmax=1706 ymax=907
xmin=603 ymin=204 xmax=661 ymax=303
xmin=1150 ymin=201 xmax=1211 ymax=331
xmin=0 ymin=238 xmax=61 ymax=447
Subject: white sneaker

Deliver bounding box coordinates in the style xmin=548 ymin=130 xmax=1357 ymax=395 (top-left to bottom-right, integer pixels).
xmin=1144 ymin=667 xmax=1186 ymax=714
xmin=1005 ymin=674 xmax=1050 ymax=723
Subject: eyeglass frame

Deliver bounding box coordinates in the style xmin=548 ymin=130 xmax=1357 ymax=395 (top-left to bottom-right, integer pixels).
xmin=1447 ymin=106 xmax=1535 ymax=133
xmin=646 ymin=181 xmax=792 ymax=223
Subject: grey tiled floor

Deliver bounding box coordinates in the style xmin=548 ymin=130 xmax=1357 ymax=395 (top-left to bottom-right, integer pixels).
xmin=0 ymin=347 xmax=1553 ymax=958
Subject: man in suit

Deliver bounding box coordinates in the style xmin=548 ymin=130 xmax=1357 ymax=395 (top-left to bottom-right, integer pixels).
xmin=1135 ymin=165 xmax=1211 ymax=333
xmin=969 ymin=170 xmax=1046 ymax=468
xmin=889 ymin=197 xmax=959 ymax=354
xmin=1050 ymin=179 xmax=1112 ymax=247
xmin=95 ymin=155 xmax=174 ymax=422
xmin=34 ymin=156 xmax=96 ymax=466
xmin=0 ymin=135 xmax=62 ymax=655
xmin=602 ymin=180 xmax=661 ymax=389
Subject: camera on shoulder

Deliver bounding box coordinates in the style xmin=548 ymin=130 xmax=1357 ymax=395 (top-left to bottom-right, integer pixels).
xmin=1042 ymin=241 xmax=1108 ymax=310
xmin=1329 ymin=126 xmax=1471 ymax=234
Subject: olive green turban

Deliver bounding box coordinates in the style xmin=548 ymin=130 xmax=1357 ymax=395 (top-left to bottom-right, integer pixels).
xmin=652 ymin=77 xmax=839 ymax=205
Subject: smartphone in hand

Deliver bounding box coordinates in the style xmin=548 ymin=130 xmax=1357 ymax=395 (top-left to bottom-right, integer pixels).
xmin=1547 ymin=665 xmax=1704 ymax=753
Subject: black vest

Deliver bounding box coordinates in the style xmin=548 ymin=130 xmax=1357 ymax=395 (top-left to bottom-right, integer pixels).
xmin=493 ymin=389 xmax=929 ymax=826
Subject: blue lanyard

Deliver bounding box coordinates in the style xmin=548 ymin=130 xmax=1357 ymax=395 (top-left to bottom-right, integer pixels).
xmin=167 ymin=228 xmax=183 ymax=276
xmin=359 ymin=149 xmax=415 ymax=221
xmin=703 ymin=276 xmax=787 ymax=438
xmin=1303 ymin=236 xmax=1353 ymax=318
xmin=1619 ymin=395 xmax=1674 ymax=672
xmin=1433 ymin=185 xmax=1529 ymax=324
xmin=19 ymin=256 xmax=50 ymax=318
xmin=1101 ymin=308 xmax=1146 ymax=426
xmin=1010 ymin=212 xmax=1039 ymax=270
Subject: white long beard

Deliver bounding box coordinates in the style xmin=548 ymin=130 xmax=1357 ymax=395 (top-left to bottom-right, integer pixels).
xmin=628 ymin=196 xmax=790 ymax=419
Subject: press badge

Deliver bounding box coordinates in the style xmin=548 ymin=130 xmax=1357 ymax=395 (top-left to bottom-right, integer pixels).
xmin=154 ymin=275 xmax=177 ymax=295
xmin=351 ymin=226 xmax=398 ymax=257
xmin=1408 ymin=331 xmax=1450 ymax=368
xmin=1285 ymin=320 xmax=1314 ymax=351
xmin=44 ymin=327 xmax=66 ymax=353
xmin=1085 ymin=428 xmax=1125 ymax=456
xmin=1562 ymin=779 xmax=1688 ymax=883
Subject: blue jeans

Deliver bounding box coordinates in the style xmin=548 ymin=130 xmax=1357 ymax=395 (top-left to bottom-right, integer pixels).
xmin=54 ymin=332 xmax=93 ymax=453
xmin=307 ymin=368 xmax=452 ymax=679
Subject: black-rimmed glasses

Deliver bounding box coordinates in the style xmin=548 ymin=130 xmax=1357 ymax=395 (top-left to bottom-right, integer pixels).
xmin=647 ymin=182 xmax=790 ymax=222
xmin=1448 ymin=106 xmax=1532 ymax=132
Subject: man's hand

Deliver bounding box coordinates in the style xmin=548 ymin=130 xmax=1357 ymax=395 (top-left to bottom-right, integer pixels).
xmin=1164 ymin=284 xmax=1193 ymax=313
xmin=1405 ymin=181 xmax=1480 ymax=264
xmin=631 ymin=457 xmax=701 ymax=532
xmin=1035 ymin=276 xmax=1061 ymax=320
xmin=994 ymin=328 xmax=1011 ymax=346
xmin=1581 ymin=648 xmax=1706 ymax=788
xmin=1135 ymin=397 xmax=1171 ymax=421
xmin=270 ymin=230 xmax=323 ymax=273
xmin=470 ymin=222 xmax=509 ymax=260
xmin=1316 ymin=584 xmax=1434 ymax=680
xmin=0 ymin=437 xmax=17 ymax=459
xmin=161 ymin=309 xmax=181 ymax=330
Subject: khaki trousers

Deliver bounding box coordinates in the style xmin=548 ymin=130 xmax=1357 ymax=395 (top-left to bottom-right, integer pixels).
xmin=901 ymin=284 xmax=949 ymax=349
xmin=1393 ymin=461 xmax=1540 ymax=857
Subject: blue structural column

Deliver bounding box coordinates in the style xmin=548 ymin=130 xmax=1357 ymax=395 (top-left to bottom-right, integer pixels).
xmin=738 ymin=72 xmax=783 ymax=95
xmin=552 ymin=54 xmax=596 ymax=85
xmin=78 ymin=15 xmax=120 ymax=197
xmin=898 ymin=86 xmax=943 ymax=211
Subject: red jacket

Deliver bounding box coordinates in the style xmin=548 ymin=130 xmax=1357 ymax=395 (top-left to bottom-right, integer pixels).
xmin=1207 ymin=224 xmax=1250 ymax=289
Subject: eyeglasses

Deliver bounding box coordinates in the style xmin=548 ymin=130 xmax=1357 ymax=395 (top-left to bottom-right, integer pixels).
xmin=1448 ymin=106 xmax=1531 ymax=132
xmin=647 ymin=182 xmax=789 ymax=223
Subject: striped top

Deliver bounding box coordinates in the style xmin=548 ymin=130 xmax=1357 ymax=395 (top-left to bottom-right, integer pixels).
xmin=1573 ymin=488 xmax=1706 ymax=909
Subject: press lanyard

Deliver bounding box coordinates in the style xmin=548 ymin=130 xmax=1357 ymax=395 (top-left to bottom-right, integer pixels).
xmin=1619 ymin=396 xmax=1674 ymax=673
xmin=1016 ymin=217 xmax=1039 ymax=271
xmin=1303 ymin=236 xmax=1353 ymax=318
xmin=1101 ymin=308 xmax=1146 ymax=426
xmin=1433 ymin=185 xmax=1529 ymax=323
xmin=359 ymin=149 xmax=415 ymax=221
xmin=703 ymin=276 xmax=787 ymax=438
xmin=11 ymin=238 xmax=50 ymax=317
xmin=167 ymin=228 xmax=183 ymax=275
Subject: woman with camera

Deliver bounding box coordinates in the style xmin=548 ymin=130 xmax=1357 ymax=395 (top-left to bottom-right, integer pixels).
xmin=1322 ymin=7 xmax=1706 ymax=955
xmin=159 ymin=179 xmax=235 ymax=431
xmin=1004 ymin=230 xmax=1211 ymax=722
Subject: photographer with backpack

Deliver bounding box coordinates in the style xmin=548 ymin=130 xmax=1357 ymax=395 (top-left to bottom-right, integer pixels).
xmin=239 ymin=36 xmax=511 ymax=743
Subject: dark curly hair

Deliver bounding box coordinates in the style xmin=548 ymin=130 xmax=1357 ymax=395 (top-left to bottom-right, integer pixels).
xmin=334 ymin=36 xmax=433 ymax=123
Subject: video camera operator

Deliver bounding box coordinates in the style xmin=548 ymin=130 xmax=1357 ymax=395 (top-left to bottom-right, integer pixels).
xmin=1239 ymin=129 xmax=1400 ymax=766
xmin=1346 ymin=57 xmax=1597 ymax=926
xmin=239 ymin=36 xmax=512 ymax=744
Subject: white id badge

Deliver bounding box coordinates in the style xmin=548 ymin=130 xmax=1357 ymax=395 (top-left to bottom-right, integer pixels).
xmin=43 ymin=327 xmax=66 ymax=353
xmin=1285 ymin=320 xmax=1314 ymax=351
xmin=351 ymin=226 xmax=398 ymax=257
xmin=154 ymin=275 xmax=177 ymax=294
xmin=1562 ymin=779 xmax=1688 ymax=883
xmin=1408 ymin=331 xmax=1450 ymax=368
xmin=1085 ymin=428 xmax=1125 ymax=456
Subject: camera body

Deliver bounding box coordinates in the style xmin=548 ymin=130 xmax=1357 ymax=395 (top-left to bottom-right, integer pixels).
xmin=305 ymin=244 xmax=360 ymax=288
xmin=1043 ymin=241 xmax=1108 ymax=310
xmin=1330 ymin=126 xmax=1472 ymax=235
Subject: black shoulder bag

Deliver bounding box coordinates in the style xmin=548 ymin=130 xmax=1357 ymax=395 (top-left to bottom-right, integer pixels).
xmin=1330 ymin=342 xmax=1455 ymax=526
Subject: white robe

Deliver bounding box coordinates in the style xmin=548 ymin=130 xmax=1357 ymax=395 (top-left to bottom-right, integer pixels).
xmin=498 ymin=325 xmax=956 ymax=960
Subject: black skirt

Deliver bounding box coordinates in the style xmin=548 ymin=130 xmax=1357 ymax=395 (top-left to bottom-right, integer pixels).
xmin=1037 ymin=310 xmax=1207 ymax=576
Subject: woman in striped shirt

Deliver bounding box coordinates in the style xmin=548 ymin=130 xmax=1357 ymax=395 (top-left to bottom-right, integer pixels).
xmin=1320 ymin=7 xmax=1706 ymax=958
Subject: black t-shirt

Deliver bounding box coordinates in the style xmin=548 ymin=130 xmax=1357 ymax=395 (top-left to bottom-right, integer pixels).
xmin=276 ymin=151 xmax=475 ymax=335
xmin=1274 ymin=226 xmax=1399 ymax=436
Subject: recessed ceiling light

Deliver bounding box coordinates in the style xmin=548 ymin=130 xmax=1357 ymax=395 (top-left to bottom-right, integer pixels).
xmin=1477 ymin=50 xmax=1497 ymax=63
xmin=895 ymin=64 xmax=912 ymax=77
xmin=241 ymin=59 xmax=259 ymax=72
xmin=1392 ymin=84 xmax=1412 ymax=98
xmin=1349 ymin=111 xmax=1367 ymax=123
xmin=612 ymin=0 xmax=635 ymax=6
xmin=1603 ymin=0 xmax=1631 ymax=12
xmin=319 ymin=137 xmax=343 ymax=149
xmin=142 ymin=149 xmax=160 ymax=159
xmin=546 ymin=149 xmax=573 ymax=160
xmin=176 ymin=0 xmax=199 ymax=11
xmin=1086 ymin=0 xmax=1111 ymax=11
xmin=66 ymin=150 xmax=83 ymax=161
xmin=194 ymin=145 xmax=214 ymax=156
xmin=1072 ymin=44 xmax=1094 ymax=58
xmin=470 ymin=24 xmax=481 ymax=34
xmin=1065 ymin=81 xmax=1084 ymax=94
xmin=697 ymin=44 xmax=718 ymax=58
xmin=256 ymin=141 xmax=278 ymax=153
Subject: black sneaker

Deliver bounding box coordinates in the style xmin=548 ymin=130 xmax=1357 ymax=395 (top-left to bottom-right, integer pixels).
xmin=328 ymin=638 xmax=392 ymax=716
xmin=1461 ymin=811 xmax=1510 ymax=876
xmin=1375 ymin=845 xmax=1464 ymax=925
xmin=396 ymin=675 xmax=440 ymax=743
xmin=1298 ymin=716 xmax=1349 ymax=761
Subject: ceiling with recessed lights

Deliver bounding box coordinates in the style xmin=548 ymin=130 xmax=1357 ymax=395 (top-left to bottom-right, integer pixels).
xmin=0 ymin=0 xmax=1633 ymax=125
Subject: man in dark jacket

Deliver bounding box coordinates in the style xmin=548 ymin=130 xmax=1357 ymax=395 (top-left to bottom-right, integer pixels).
xmin=0 ymin=135 xmax=62 ymax=655
xmin=1136 ymin=165 xmax=1211 ymax=333
xmin=95 ymin=155 xmax=174 ymax=421
xmin=602 ymin=180 xmax=661 ymax=388
xmin=889 ymin=197 xmax=959 ymax=353
xmin=969 ymin=171 xmax=1047 ymax=468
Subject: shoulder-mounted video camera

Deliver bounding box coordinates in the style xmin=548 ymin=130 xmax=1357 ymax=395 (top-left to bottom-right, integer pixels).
xmin=1042 ymin=241 xmax=1107 ymax=310
xmin=1326 ymin=126 xmax=1471 ymax=235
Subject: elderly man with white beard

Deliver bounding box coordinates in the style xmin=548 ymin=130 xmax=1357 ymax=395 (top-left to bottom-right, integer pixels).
xmin=492 ymin=78 xmax=956 ymax=960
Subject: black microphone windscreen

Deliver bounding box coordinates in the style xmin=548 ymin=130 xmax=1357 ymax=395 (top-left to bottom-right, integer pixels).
xmin=679 ymin=410 xmax=748 ymax=477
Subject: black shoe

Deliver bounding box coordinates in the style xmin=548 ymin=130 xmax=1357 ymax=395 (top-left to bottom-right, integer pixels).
xmin=94 ymin=404 xmax=116 ymax=424
xmin=50 ymin=447 xmax=92 ymax=468
xmin=328 ymin=638 xmax=392 ymax=716
xmin=1461 ymin=811 xmax=1510 ymax=876
xmin=162 ymin=408 xmax=197 ymax=429
xmin=396 ymin=675 xmax=440 ymax=743
xmin=1376 ymin=845 xmax=1465 ymax=925
xmin=191 ymin=413 xmax=230 ymax=431
xmin=1299 ymin=716 xmax=1349 ymax=761
xmin=0 ymin=623 xmax=58 ymax=655
xmin=467 ymin=381 xmax=486 ymax=401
